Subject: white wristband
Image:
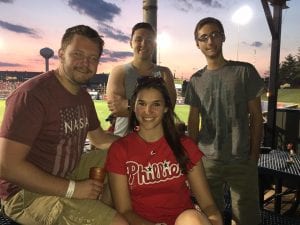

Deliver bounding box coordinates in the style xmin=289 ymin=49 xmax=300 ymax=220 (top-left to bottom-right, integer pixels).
xmin=65 ymin=180 xmax=75 ymax=199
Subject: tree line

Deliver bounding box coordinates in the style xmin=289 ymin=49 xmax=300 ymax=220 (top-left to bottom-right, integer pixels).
xmin=278 ymin=47 xmax=300 ymax=88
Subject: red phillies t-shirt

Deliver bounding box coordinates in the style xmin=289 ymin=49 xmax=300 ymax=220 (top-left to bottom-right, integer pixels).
xmin=106 ymin=132 xmax=203 ymax=225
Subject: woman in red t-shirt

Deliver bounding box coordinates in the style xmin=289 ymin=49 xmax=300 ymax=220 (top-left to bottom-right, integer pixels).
xmin=106 ymin=76 xmax=223 ymax=225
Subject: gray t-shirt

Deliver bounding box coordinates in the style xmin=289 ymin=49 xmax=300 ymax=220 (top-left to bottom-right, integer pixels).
xmin=185 ymin=61 xmax=265 ymax=162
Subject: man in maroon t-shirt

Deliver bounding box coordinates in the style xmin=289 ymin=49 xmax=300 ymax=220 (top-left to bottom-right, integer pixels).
xmin=0 ymin=25 xmax=127 ymax=225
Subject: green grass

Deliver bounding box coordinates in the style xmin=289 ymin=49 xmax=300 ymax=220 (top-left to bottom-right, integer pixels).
xmin=93 ymin=100 xmax=189 ymax=130
xmin=262 ymin=89 xmax=300 ymax=105
xmin=0 ymin=99 xmax=189 ymax=130
xmin=1 ymin=88 xmax=299 ymax=129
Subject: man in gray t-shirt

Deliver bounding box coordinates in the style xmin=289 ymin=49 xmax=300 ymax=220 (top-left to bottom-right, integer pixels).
xmin=185 ymin=17 xmax=265 ymax=225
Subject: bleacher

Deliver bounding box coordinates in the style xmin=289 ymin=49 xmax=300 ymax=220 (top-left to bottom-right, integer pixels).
xmin=0 ymin=71 xmax=110 ymax=100
xmin=0 ymin=80 xmax=22 ymax=99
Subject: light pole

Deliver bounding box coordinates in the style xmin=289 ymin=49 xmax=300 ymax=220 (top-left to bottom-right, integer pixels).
xmin=231 ymin=5 xmax=253 ymax=60
xmin=143 ymin=0 xmax=157 ymax=64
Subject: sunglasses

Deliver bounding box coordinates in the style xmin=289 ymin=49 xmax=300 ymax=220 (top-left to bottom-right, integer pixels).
xmin=136 ymin=76 xmax=165 ymax=86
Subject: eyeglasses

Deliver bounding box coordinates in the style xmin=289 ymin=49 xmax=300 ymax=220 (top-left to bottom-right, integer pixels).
xmin=197 ymin=31 xmax=223 ymax=43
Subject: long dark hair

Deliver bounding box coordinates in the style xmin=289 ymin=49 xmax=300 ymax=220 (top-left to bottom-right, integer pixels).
xmin=128 ymin=76 xmax=190 ymax=174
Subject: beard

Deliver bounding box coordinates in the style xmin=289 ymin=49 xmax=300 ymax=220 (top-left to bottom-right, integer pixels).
xmin=74 ymin=66 xmax=92 ymax=74
xmin=63 ymin=64 xmax=94 ymax=85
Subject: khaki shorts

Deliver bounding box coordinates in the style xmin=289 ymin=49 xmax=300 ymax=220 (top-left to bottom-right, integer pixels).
xmin=202 ymin=158 xmax=261 ymax=225
xmin=2 ymin=150 xmax=116 ymax=225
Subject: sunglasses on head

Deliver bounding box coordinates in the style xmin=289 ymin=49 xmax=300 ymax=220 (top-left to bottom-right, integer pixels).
xmin=136 ymin=76 xmax=165 ymax=86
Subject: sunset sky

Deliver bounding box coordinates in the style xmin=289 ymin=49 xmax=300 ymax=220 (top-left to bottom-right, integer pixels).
xmin=0 ymin=0 xmax=299 ymax=79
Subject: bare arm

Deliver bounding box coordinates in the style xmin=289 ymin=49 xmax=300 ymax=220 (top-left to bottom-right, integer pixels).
xmin=188 ymin=161 xmax=223 ymax=225
xmin=87 ymin=126 xmax=119 ymax=150
xmin=248 ymin=97 xmax=263 ymax=162
xmin=187 ymin=106 xmax=200 ymax=143
xmin=109 ymin=172 xmax=156 ymax=225
xmin=160 ymin=66 xmax=177 ymax=108
xmin=0 ymin=138 xmax=102 ymax=200
xmin=107 ymin=65 xmax=129 ymax=117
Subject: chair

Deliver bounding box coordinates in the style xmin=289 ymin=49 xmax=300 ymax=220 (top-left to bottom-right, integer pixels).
xmin=259 ymin=146 xmax=276 ymax=208
xmin=223 ymin=188 xmax=300 ymax=225
xmin=261 ymin=209 xmax=300 ymax=225
xmin=260 ymin=146 xmax=272 ymax=154
xmin=0 ymin=201 xmax=20 ymax=225
xmin=0 ymin=212 xmax=19 ymax=225
xmin=258 ymin=147 xmax=300 ymax=214
xmin=223 ymin=184 xmax=232 ymax=225
xmin=224 ymin=179 xmax=300 ymax=225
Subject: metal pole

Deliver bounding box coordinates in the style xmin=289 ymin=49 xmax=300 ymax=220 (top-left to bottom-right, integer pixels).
xmin=261 ymin=0 xmax=288 ymax=148
xmin=236 ymin=24 xmax=240 ymax=61
xmin=143 ymin=0 xmax=157 ymax=64
xmin=45 ymin=59 xmax=49 ymax=72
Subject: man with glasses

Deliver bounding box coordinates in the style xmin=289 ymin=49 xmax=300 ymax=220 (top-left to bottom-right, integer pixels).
xmin=185 ymin=17 xmax=265 ymax=225
xmin=107 ymin=22 xmax=176 ymax=137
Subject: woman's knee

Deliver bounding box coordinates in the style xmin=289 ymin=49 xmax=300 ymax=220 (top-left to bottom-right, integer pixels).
xmin=175 ymin=209 xmax=211 ymax=225
xmin=110 ymin=212 xmax=129 ymax=225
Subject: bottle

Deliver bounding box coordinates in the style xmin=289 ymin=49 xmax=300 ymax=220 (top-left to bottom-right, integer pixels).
xmin=286 ymin=143 xmax=295 ymax=164
xmin=89 ymin=167 xmax=106 ymax=183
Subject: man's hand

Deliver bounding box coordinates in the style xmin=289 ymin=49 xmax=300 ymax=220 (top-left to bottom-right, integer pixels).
xmin=107 ymin=96 xmax=128 ymax=116
xmin=72 ymin=179 xmax=103 ymax=200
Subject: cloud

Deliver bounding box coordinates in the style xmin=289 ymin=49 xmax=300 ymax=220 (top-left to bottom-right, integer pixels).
xmin=0 ymin=0 xmax=13 ymax=3
xmin=100 ymin=49 xmax=132 ymax=62
xmin=173 ymin=0 xmax=193 ymax=12
xmin=67 ymin=0 xmax=120 ymax=22
xmin=250 ymin=41 xmax=263 ymax=48
xmin=0 ymin=61 xmax=23 ymax=67
xmin=172 ymin=0 xmax=235 ymax=11
xmin=98 ymin=23 xmax=130 ymax=43
xmin=242 ymin=41 xmax=264 ymax=48
xmin=193 ymin=0 xmax=222 ymax=8
xmin=67 ymin=0 xmax=129 ymax=43
xmin=0 ymin=20 xmax=40 ymax=38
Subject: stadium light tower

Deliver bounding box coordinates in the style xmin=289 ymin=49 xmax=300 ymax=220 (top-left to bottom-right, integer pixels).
xmin=232 ymin=5 xmax=253 ymax=60
xmin=157 ymin=32 xmax=171 ymax=65
xmin=40 ymin=47 xmax=54 ymax=72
